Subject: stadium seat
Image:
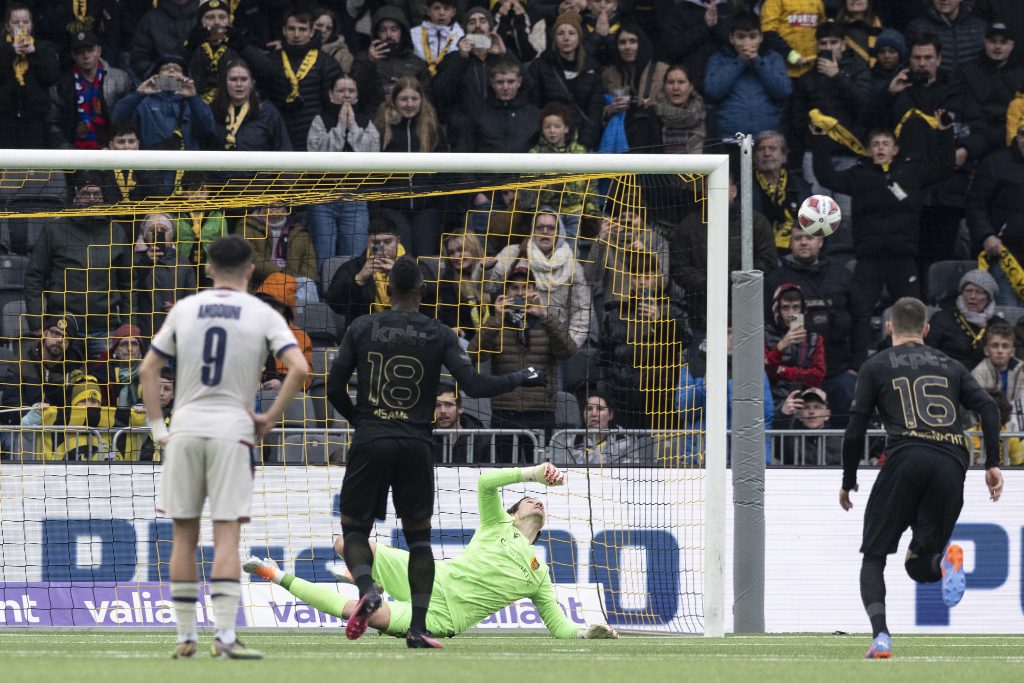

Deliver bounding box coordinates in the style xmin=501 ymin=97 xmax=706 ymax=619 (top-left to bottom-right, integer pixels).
xmin=2 ymin=299 xmax=26 ymax=340
xmin=0 ymin=204 xmax=56 ymax=256
xmin=926 ymin=260 xmax=976 ymax=304
xmin=295 ymin=302 xmax=338 ymax=346
xmin=0 ymin=170 xmax=66 ymax=205
xmin=555 ymin=392 xmax=581 ymax=428
xmin=319 ymin=256 xmax=351 ymax=296
xmin=995 ymin=306 xmax=1024 ymax=327
xmin=462 ymin=395 xmax=491 ymax=428
xmin=0 ymin=254 xmax=27 ymax=290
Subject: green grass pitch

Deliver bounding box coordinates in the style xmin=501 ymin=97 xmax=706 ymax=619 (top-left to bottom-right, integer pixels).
xmin=2 ymin=632 xmax=1023 ymax=683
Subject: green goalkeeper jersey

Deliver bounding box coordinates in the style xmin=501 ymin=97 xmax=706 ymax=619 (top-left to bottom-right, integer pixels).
xmin=434 ymin=468 xmax=578 ymax=638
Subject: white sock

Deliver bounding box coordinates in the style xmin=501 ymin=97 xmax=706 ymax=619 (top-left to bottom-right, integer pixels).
xmin=170 ymin=581 xmax=198 ymax=643
xmin=209 ymin=579 xmax=242 ymax=644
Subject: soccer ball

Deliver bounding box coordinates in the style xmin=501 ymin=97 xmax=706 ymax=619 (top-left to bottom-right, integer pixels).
xmin=797 ymin=194 xmax=841 ymax=237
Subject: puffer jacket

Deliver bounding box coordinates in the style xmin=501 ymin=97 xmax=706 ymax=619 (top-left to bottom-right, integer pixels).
xmin=906 ymin=4 xmax=988 ymax=74
xmin=111 ymin=90 xmax=216 ymax=151
xmin=264 ymin=43 xmax=343 ymax=151
xmin=468 ymin=311 xmax=576 ymax=413
xmin=129 ymin=0 xmax=200 ymax=79
xmin=350 ymin=7 xmax=429 ymax=111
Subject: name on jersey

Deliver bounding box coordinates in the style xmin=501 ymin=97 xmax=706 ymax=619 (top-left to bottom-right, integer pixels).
xmin=906 ymin=429 xmax=969 ymax=449
xmin=198 ymin=304 xmax=242 ymax=320
xmin=889 ymin=349 xmax=948 ymax=370
xmin=370 ymin=321 xmax=428 ymax=346
xmin=373 ymin=407 xmax=409 ymax=420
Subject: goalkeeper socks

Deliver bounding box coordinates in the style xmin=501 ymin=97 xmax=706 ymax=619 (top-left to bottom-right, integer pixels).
xmin=403 ymin=527 xmax=435 ymax=632
xmin=281 ymin=575 xmax=348 ymax=619
xmin=342 ymin=526 xmax=375 ymax=596
xmin=209 ymin=578 xmax=242 ymax=645
xmin=170 ymin=581 xmax=199 ymax=643
xmin=860 ymin=554 xmax=889 ymax=638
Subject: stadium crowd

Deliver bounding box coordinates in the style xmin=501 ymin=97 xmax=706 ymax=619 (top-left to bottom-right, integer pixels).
xmin=0 ymin=0 xmax=1023 ymax=466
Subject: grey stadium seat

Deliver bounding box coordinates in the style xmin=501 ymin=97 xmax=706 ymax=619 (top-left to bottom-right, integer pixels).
xmin=926 ymin=260 xmax=976 ymax=304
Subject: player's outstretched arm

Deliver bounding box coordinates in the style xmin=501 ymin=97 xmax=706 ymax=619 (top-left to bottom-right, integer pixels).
xmin=250 ymin=346 xmax=309 ymax=442
xmin=477 ymin=464 xmax=565 ymax=527
xmin=444 ymin=327 xmax=547 ymax=398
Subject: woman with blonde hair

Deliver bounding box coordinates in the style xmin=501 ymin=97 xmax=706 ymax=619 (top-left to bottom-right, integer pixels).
xmin=437 ymin=232 xmax=489 ymax=343
xmin=373 ymin=77 xmax=449 ymax=256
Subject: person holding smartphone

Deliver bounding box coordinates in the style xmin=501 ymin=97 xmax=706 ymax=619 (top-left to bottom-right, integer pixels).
xmin=764 ymin=284 xmax=827 ymax=412
xmin=0 ymin=3 xmax=59 ymax=149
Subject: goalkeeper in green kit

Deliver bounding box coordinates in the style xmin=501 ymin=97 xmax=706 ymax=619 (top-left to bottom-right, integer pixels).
xmin=243 ymin=463 xmax=619 ymax=641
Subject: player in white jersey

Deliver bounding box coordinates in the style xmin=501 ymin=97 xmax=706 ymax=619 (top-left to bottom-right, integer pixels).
xmin=138 ymin=235 xmax=309 ymax=660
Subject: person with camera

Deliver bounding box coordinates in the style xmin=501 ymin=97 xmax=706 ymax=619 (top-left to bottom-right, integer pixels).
xmin=184 ymin=0 xmax=273 ymax=105
xmin=764 ymin=284 xmax=827 ymax=414
xmin=264 ymin=7 xmax=342 ymax=151
xmin=493 ymin=0 xmax=536 ymax=64
xmin=351 ymin=7 xmax=429 ymax=113
xmin=325 ymin=217 xmax=437 ymax=323
xmin=131 ymin=213 xmax=197 ymax=337
xmin=469 ymin=264 xmax=577 ymax=463
xmin=0 ymin=3 xmax=58 ymax=150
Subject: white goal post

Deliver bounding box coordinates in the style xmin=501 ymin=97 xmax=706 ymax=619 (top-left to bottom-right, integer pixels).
xmin=0 ymin=149 xmax=730 ymax=637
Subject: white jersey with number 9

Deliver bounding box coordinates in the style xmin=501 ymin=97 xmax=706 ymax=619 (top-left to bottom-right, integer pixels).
xmin=150 ymin=288 xmax=298 ymax=443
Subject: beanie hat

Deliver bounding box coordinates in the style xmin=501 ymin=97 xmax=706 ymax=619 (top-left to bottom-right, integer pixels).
xmin=465 ymin=6 xmax=494 ymax=27
xmin=959 ymin=269 xmax=999 ymax=302
xmin=71 ymin=379 xmax=102 ymax=406
xmin=875 ymin=28 xmax=906 ymax=58
xmin=553 ymin=10 xmax=583 ymax=37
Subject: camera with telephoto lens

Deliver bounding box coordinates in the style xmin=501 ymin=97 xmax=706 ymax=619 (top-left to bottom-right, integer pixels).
xmin=505 ymin=295 xmax=526 ymax=328
xmin=907 ymin=70 xmax=929 ymax=87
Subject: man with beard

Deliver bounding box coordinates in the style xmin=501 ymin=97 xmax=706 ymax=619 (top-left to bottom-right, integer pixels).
xmin=433 ymin=382 xmax=488 ymax=463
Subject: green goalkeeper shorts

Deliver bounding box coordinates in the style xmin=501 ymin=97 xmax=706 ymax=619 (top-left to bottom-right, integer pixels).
xmin=372 ymin=544 xmax=458 ymax=637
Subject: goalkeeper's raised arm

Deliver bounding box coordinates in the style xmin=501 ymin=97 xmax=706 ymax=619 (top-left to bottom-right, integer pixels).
xmin=244 ymin=463 xmax=619 ymax=641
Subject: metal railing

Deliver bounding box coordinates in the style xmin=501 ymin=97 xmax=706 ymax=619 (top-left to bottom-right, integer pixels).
xmin=1 ymin=425 xmax=1019 ymax=468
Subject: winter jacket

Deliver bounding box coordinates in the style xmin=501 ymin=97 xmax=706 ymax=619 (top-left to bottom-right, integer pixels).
xmin=751 ymin=168 xmax=812 ymax=251
xmin=468 ymin=311 xmax=576 ymax=413
xmin=777 ymin=423 xmax=842 ymax=465
xmin=764 ymin=254 xmax=869 ymax=375
xmin=24 ymin=216 xmax=132 ymax=331
xmin=47 ymin=59 xmax=134 ymax=149
xmin=494 ymin=8 xmax=537 ymax=64
xmin=760 ymin=0 xmax=826 ymax=78
xmin=972 ymin=356 xmax=1024 ymax=401
xmin=671 ymin=206 xmax=778 ymax=328
xmin=131 ymin=246 xmax=197 ymax=337
xmin=171 ymin=210 xmax=227 ymax=268
xmin=185 ymin=29 xmax=274 ymax=104
xmin=810 ymin=132 xmax=955 ymax=256
xmin=601 ymin=60 xmax=668 ymax=114
xmin=703 ymin=46 xmax=792 ymax=137
xmin=959 ymin=55 xmax=1024 ymax=157
xmin=925 ymin=302 xmax=996 ymax=369
xmin=586 ymin=226 xmax=672 ymax=304
xmin=484 ymin=240 xmax=593 ymax=349
xmin=906 ymin=4 xmax=988 ymax=74
xmin=320 ymin=35 xmax=355 ymax=74
xmin=967 ymin=143 xmax=1024 ymax=254
xmin=975 ymin=0 xmax=1024 ymax=44
xmin=791 ymin=50 xmax=873 ymax=152
xmin=764 ymin=288 xmax=827 ymax=395
xmin=560 ymin=431 xmax=645 ymax=466
xmin=211 ymin=100 xmax=292 ymax=151
xmin=528 ymin=50 xmax=605 ymax=149
xmin=111 ymin=90 xmax=216 ymax=151
xmin=432 ymin=50 xmax=514 ymax=124
xmin=325 ymin=255 xmax=437 ymax=322
xmin=0 ymin=341 xmax=85 ymax=423
xmin=235 ymin=216 xmax=318 ymax=286
xmin=456 ymin=89 xmax=539 ymax=153
xmin=264 ymin=43 xmax=343 ymax=151
xmin=129 ymin=0 xmax=200 ymax=79
xmin=350 ymin=7 xmax=430 ymax=112
xmin=0 ymin=38 xmax=59 ymax=120
xmin=525 ymin=136 xmax=603 ymax=215
xmin=658 ymin=0 xmax=734 ymax=88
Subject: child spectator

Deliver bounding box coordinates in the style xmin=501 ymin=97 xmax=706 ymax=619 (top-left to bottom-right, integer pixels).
xmin=776 ymin=387 xmax=841 ymax=465
xmin=0 ymin=2 xmax=59 ymax=149
xmin=209 ymin=59 xmax=292 ymax=152
xmin=653 ymin=64 xmax=706 ymax=154
xmin=971 ymin=323 xmax=1024 ymax=410
xmin=525 ymin=102 xmax=604 ymax=238
xmin=528 ymin=11 xmax=604 ymax=148
xmin=764 ymin=284 xmax=826 ymax=407
xmin=581 ymin=0 xmax=623 ymax=67
xmin=169 ymin=172 xmax=227 ymax=284
xmin=411 ymin=0 xmax=464 ymax=76
xmin=703 ymin=10 xmax=792 ymax=137
xmin=307 ymin=74 xmax=379 ymax=264
xmin=455 ymin=58 xmax=539 ymax=154
xmin=869 ymin=28 xmax=906 ymax=94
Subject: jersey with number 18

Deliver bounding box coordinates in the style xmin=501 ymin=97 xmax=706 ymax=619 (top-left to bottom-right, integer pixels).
xmin=150 ymin=288 xmax=298 ymax=442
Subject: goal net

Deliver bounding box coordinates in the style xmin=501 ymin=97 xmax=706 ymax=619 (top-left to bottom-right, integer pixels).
xmin=0 ymin=151 xmax=728 ymax=636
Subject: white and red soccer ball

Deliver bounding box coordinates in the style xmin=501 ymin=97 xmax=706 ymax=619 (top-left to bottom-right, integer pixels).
xmin=797 ymin=194 xmax=842 ymax=237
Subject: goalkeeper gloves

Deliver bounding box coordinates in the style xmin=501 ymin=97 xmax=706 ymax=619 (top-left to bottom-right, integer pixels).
xmin=514 ymin=366 xmax=547 ymax=388
xmin=521 ymin=462 xmax=565 ymax=486
xmin=578 ymin=624 xmax=619 ymax=639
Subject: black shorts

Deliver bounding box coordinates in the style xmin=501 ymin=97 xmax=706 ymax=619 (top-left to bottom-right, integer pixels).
xmin=340 ymin=436 xmax=435 ymax=522
xmin=860 ymin=447 xmax=966 ymax=557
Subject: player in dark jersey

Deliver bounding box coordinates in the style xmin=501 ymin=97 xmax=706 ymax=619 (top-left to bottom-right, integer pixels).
xmin=326 ymin=255 xmax=545 ymax=649
xmin=840 ymin=297 xmax=1004 ymax=660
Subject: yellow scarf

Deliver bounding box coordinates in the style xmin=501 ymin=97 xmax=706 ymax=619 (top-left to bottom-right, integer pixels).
xmin=421 ymin=26 xmax=457 ymax=76
xmin=979 ymin=246 xmax=1024 ymax=303
xmin=370 ymin=242 xmax=407 ymax=312
xmin=6 ymin=34 xmax=32 ymax=86
xmin=756 ymin=168 xmax=794 ymax=249
xmin=69 ymin=0 xmax=96 ymax=31
xmin=200 ymin=42 xmax=229 ymax=103
xmin=282 ymin=49 xmax=318 ymax=103
xmin=224 ymin=101 xmax=250 ymax=149
xmin=843 ymin=17 xmax=881 ymax=67
xmin=894 ymin=107 xmax=939 ymax=140
xmin=190 ymin=211 xmax=205 ymax=240
xmin=809 ymin=108 xmax=869 ymax=157
xmin=113 ymin=170 xmax=135 ymax=199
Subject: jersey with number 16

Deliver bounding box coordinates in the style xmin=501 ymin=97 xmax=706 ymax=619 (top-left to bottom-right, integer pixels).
xmin=150 ymin=288 xmax=298 ymax=443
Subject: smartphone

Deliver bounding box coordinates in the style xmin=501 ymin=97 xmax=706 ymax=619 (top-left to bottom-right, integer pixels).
xmin=817 ymin=49 xmax=833 ymax=63
xmin=465 ymin=34 xmax=491 ymax=49
xmin=789 ymin=313 xmax=804 ymax=329
xmin=513 ymin=295 xmax=525 ymax=307
xmin=379 ymin=40 xmax=396 ymax=53
xmin=939 ymin=111 xmax=955 ymax=127
xmin=155 ymin=76 xmax=180 ymax=92
xmin=371 ymin=243 xmax=384 ymax=256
